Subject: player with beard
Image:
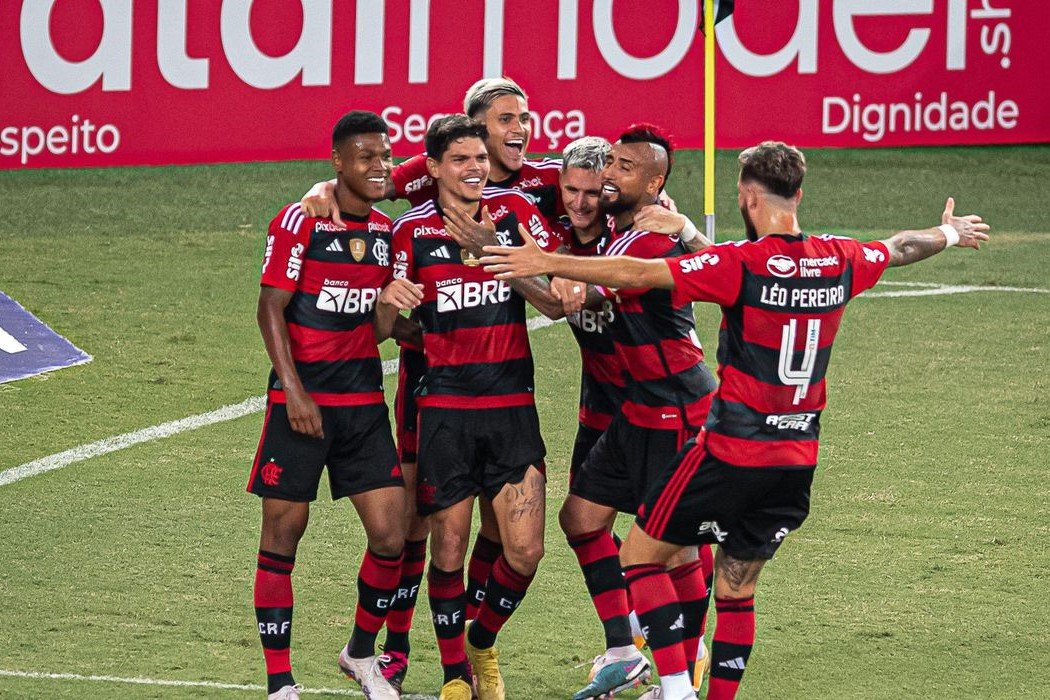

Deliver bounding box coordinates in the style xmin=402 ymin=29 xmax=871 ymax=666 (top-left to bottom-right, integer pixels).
xmin=546 ymin=126 xmax=718 ymax=700
xmin=390 ymin=115 xmax=563 ymax=700
xmin=480 ymin=141 xmax=990 ymax=700
xmin=250 ymin=111 xmax=424 ymax=700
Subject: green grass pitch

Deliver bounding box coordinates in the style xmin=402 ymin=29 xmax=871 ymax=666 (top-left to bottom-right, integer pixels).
xmin=0 ymin=146 xmax=1047 ymax=698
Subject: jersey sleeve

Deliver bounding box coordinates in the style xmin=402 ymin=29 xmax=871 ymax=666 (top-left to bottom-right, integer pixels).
xmin=845 ymin=239 xmax=891 ymax=298
xmin=600 ymin=232 xmax=680 ymax=300
xmin=260 ymin=203 xmax=311 ymax=292
xmin=666 ymin=243 xmax=744 ymax=307
xmin=391 ymin=225 xmax=415 ymax=283
xmin=514 ymin=196 xmax=562 ymax=253
xmin=392 ymin=155 xmax=436 ymax=206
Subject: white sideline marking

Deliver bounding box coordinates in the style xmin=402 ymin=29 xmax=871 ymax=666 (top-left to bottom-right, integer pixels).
xmin=6 ymin=277 xmax=1044 ymax=489
xmin=866 ymin=281 xmax=1049 ymax=298
xmin=0 ymin=316 xmax=565 ymax=487
xmin=0 ymin=668 xmax=437 ymax=698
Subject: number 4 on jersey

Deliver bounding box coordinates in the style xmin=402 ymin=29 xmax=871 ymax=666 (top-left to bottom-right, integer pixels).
xmin=778 ymin=318 xmax=821 ymax=404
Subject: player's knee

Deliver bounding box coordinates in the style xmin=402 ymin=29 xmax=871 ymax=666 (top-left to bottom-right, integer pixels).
xmin=503 ymin=539 xmax=544 ymax=574
xmin=429 ymin=525 xmax=469 ymax=568
xmin=261 ymin=512 xmax=307 ymax=554
xmin=557 ymin=500 xmax=578 ymax=536
xmin=367 ymin=529 xmax=406 ymax=558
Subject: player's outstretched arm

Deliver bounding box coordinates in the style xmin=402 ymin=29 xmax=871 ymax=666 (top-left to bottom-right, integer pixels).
xmin=883 ymin=197 xmax=990 ymax=268
xmin=444 ymin=206 xmax=567 ymax=319
xmin=257 ymin=286 xmax=324 ymax=439
xmin=481 ymin=232 xmax=674 ymax=290
xmin=374 ymin=279 xmax=424 ymax=341
xmin=634 ymin=204 xmax=713 ymax=252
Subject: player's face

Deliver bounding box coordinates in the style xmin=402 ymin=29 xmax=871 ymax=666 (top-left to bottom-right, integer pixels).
xmin=599 ymin=142 xmax=653 ymax=216
xmin=560 ymin=166 xmax=602 ymax=230
xmin=480 ymin=94 xmax=531 ymax=179
xmin=429 ymin=137 xmax=490 ymax=205
xmin=738 ymin=177 xmax=760 ymax=241
xmin=333 ymin=132 xmax=392 ymax=204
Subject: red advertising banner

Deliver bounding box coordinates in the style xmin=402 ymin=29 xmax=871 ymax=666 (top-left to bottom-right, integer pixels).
xmin=2 ymin=0 xmax=1046 ymax=170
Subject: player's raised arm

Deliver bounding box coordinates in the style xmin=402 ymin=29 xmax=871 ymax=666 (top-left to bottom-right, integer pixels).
xmin=883 ymin=197 xmax=990 ymax=267
xmin=481 ymin=231 xmax=674 ymax=291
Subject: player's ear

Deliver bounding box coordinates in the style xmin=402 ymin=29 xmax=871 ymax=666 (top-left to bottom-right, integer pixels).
xmin=795 ymin=188 xmax=803 ymax=207
xmin=331 ymin=148 xmax=341 ymax=173
xmin=426 ymin=156 xmax=440 ymax=179
xmin=648 ymin=174 xmax=666 ymax=197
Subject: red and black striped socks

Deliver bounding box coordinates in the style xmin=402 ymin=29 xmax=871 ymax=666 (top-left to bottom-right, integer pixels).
xmin=254 ymin=550 xmax=295 ymax=694
xmin=465 ymin=534 xmax=502 ymax=620
xmin=707 ymin=596 xmax=756 ymax=700
xmin=468 ymin=556 xmax=535 ymax=649
xmin=348 ymin=549 xmax=404 ymax=658
xmin=567 ymin=528 xmax=633 ymax=649
xmin=428 ymin=564 xmax=471 ymax=684
xmin=383 ymin=537 xmax=426 ymax=655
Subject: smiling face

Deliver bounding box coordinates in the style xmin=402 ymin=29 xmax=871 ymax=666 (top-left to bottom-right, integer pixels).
xmin=478 ymin=94 xmax=531 ymax=181
xmin=427 ymin=136 xmax=490 ymax=207
xmin=559 ymin=165 xmax=603 ymax=233
xmin=599 ymin=141 xmax=664 ymax=217
xmin=332 ymin=132 xmax=392 ymax=211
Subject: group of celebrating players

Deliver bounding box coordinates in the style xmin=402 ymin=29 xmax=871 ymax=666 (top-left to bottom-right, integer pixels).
xmin=246 ymin=78 xmax=990 ymax=700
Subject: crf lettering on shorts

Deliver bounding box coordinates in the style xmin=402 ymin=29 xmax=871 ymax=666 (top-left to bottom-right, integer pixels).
xmin=697 ymin=520 xmax=728 ymax=542
xmin=765 ymin=412 xmax=817 ymax=431
xmin=317 ymin=286 xmax=381 ymax=314
xmin=436 ymin=280 xmax=512 ymax=312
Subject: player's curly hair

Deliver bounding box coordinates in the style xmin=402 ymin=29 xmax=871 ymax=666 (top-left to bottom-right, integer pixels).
xmin=618 ymin=122 xmax=674 ymax=180
xmin=738 ymin=141 xmax=807 ymax=199
xmin=425 ymin=114 xmax=489 ymax=161
xmin=332 ymin=111 xmax=389 ymax=147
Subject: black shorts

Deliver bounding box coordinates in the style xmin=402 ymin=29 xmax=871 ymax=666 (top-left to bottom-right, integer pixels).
xmin=247 ymin=401 xmax=401 ymax=502
xmin=416 ymin=405 xmax=546 ymax=515
xmin=570 ymin=415 xmax=687 ymax=515
xmin=569 ymin=422 xmax=606 ymax=478
xmin=636 ymin=435 xmax=815 ymax=560
xmin=394 ymin=346 xmax=426 ymax=463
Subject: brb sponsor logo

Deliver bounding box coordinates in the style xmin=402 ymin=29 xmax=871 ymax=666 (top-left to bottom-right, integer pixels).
xmin=317 ymin=281 xmax=381 ymax=314
xmin=568 ymin=299 xmax=615 ymax=334
xmin=435 ymin=278 xmax=511 ymax=312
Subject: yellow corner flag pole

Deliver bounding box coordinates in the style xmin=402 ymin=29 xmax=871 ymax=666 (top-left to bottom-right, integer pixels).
xmin=704 ymin=0 xmax=716 ymax=241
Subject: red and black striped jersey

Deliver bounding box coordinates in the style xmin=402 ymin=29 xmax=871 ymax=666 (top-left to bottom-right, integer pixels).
xmin=667 ymin=233 xmax=891 ymax=468
xmin=390 ymin=188 xmax=561 ymax=409
xmin=599 ymin=227 xmax=718 ymax=431
xmin=392 ymin=155 xmax=565 ymax=226
xmin=558 ymin=217 xmax=623 ymax=431
xmin=260 ymin=203 xmax=393 ymax=406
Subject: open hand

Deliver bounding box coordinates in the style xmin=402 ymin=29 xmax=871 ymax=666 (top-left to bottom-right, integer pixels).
xmin=942 ymin=197 xmax=990 ymax=250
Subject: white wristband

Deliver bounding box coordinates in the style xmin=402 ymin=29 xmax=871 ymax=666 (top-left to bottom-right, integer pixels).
xmin=938 ymin=223 xmax=960 ymax=247
xmin=679 ymin=218 xmax=699 ymax=243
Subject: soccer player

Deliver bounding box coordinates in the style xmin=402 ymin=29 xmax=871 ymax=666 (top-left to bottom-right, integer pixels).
xmin=390 ymin=115 xmax=563 ymax=700
xmin=480 ymin=141 xmax=990 ymax=700
xmin=299 ymin=79 xmax=559 ymax=648
xmin=544 ymin=126 xmax=717 ymax=700
xmin=248 ymin=111 xmax=424 ymax=700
